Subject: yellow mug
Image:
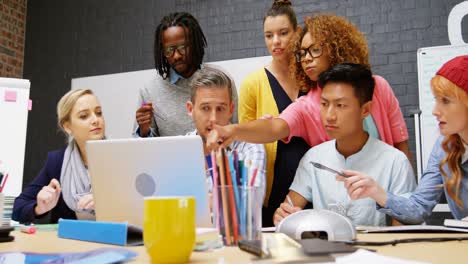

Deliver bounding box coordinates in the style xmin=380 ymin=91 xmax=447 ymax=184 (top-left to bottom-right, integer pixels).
xmin=144 ymin=196 xmax=196 ymax=264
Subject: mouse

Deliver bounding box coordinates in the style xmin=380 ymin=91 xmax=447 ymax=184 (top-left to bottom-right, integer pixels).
xmin=276 ymin=209 xmax=356 ymax=241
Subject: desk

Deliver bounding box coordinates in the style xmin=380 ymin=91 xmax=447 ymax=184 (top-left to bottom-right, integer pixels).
xmin=0 ymin=231 xmax=252 ymax=263
xmin=1 ymin=231 xmax=468 ymax=263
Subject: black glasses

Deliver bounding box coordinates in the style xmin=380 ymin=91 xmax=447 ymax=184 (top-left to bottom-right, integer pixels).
xmin=163 ymin=43 xmax=186 ymax=58
xmin=294 ymin=43 xmax=323 ymax=62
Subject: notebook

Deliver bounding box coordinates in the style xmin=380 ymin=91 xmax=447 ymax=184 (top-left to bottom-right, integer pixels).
xmin=444 ymin=219 xmax=468 ymax=229
xmin=87 ymin=136 xmax=212 ymax=228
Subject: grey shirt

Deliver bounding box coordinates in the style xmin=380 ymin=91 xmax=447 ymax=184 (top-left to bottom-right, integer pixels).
xmin=134 ymin=64 xmax=238 ymax=137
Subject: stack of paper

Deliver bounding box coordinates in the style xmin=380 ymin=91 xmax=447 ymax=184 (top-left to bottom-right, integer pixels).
xmin=0 ymin=248 xmax=137 ymax=263
xmin=196 ymin=227 xmax=220 ymax=243
xmin=2 ymin=196 xmax=14 ymax=226
xmin=194 ymin=227 xmax=222 ymax=251
xmin=444 ymin=219 xmax=468 ymax=229
xmin=335 ymin=249 xmax=428 ymax=264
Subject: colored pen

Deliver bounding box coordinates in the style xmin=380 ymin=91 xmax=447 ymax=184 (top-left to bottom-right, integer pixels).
xmin=0 ymin=173 xmax=8 ymax=192
xmin=20 ymin=226 xmax=36 ymax=234
xmin=286 ymin=195 xmax=294 ymax=207
xmin=205 ymin=155 xmax=213 ymax=178
xmin=142 ymin=102 xmax=168 ymax=121
xmin=249 ymin=167 xmax=259 ymax=187
xmin=210 ymin=151 xmax=220 ymax=229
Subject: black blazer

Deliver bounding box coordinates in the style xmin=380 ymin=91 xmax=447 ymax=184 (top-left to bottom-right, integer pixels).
xmin=12 ymin=149 xmax=76 ymax=224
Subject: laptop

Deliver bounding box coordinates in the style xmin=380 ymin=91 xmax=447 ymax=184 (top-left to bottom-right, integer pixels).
xmin=86 ymin=135 xmax=212 ymax=228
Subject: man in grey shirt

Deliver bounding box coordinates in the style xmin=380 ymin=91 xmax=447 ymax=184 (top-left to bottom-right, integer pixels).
xmin=134 ymin=12 xmax=237 ymax=137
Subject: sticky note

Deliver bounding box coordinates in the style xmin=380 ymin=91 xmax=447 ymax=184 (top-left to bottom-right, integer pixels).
xmin=28 ymin=99 xmax=32 ymax=111
xmin=4 ymin=90 xmax=17 ymax=102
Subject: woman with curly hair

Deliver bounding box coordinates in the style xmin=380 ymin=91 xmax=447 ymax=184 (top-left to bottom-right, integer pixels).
xmin=338 ymin=56 xmax=468 ymax=223
xmin=282 ymin=13 xmax=411 ymax=161
xmin=207 ymin=14 xmax=410 ymax=162
xmin=291 ymin=14 xmax=369 ymax=93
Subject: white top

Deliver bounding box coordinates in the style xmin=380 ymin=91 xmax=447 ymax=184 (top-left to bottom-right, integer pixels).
xmin=290 ymin=136 xmax=416 ymax=226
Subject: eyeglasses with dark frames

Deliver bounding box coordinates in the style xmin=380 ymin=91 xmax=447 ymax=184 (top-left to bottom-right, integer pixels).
xmin=294 ymin=43 xmax=324 ymax=63
xmin=163 ymin=43 xmax=187 ymax=58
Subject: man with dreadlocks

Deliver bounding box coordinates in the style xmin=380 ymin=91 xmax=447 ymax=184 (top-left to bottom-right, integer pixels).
xmin=134 ymin=12 xmax=237 ymax=137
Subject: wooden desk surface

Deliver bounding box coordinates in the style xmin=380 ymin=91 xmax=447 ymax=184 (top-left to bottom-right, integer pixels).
xmin=1 ymin=231 xmax=468 ymax=263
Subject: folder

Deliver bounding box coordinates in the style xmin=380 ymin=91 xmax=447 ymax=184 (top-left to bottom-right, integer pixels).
xmin=58 ymin=219 xmax=142 ymax=246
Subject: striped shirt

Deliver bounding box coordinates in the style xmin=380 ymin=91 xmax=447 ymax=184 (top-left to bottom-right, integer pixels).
xmin=133 ymin=65 xmax=238 ymax=137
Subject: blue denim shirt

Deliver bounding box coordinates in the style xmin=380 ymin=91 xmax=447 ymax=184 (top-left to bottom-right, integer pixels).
xmin=379 ymin=136 xmax=468 ymax=224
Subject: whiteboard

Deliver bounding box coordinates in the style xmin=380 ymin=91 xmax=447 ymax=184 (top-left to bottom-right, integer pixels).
xmin=416 ymin=44 xmax=468 ymax=179
xmin=71 ymin=56 xmax=272 ymax=139
xmin=0 ymin=78 xmax=30 ymax=196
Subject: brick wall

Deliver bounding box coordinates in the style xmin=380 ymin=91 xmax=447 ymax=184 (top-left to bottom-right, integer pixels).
xmin=0 ymin=0 xmax=26 ymax=77
xmin=22 ymin=0 xmax=467 ymax=184
xmin=22 ymin=0 xmax=175 ymax=185
xmin=176 ymin=0 xmax=468 ymax=166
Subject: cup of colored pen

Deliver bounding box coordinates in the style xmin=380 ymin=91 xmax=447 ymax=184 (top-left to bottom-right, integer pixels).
xmin=213 ymin=185 xmax=262 ymax=246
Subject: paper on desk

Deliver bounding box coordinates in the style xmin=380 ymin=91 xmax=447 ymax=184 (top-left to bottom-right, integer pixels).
xmin=194 ymin=227 xmax=223 ymax=251
xmin=0 ymin=253 xmax=25 ymax=263
xmin=261 ymin=226 xmax=276 ymax=232
xmin=0 ymin=248 xmax=137 ymax=264
xmin=357 ymin=225 xmax=468 ymax=233
xmin=335 ymin=249 xmax=429 ymax=264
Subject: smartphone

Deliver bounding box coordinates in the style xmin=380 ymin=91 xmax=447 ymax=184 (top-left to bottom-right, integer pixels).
xmin=238 ymin=239 xmax=269 ymax=258
xmin=238 ymin=233 xmax=303 ymax=258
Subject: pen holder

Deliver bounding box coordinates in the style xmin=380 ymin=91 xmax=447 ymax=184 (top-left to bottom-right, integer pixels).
xmin=213 ymin=186 xmax=262 ymax=246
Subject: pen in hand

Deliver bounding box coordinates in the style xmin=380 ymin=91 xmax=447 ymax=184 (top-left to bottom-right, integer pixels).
xmin=310 ymin=161 xmax=349 ymax=178
xmin=286 ymin=195 xmax=294 ymax=207
xmin=142 ymin=102 xmax=168 ymax=121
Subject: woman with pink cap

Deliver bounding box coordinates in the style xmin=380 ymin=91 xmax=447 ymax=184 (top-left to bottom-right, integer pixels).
xmin=338 ymin=55 xmax=468 ymax=223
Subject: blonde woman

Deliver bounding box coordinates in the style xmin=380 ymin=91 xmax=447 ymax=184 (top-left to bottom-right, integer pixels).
xmin=13 ymin=89 xmax=105 ymax=223
xmin=338 ymin=56 xmax=468 ymax=223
